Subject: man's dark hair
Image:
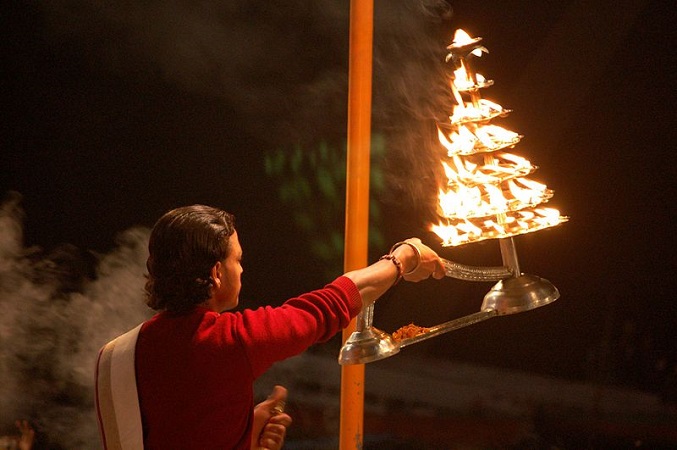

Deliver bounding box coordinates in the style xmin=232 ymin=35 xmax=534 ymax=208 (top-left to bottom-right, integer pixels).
xmin=144 ymin=205 xmax=235 ymax=313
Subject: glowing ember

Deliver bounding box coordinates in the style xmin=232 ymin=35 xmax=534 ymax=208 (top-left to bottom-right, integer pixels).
xmin=432 ymin=29 xmax=567 ymax=247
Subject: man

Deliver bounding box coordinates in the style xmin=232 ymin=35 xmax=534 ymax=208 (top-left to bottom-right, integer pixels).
xmin=97 ymin=204 xmax=444 ymax=449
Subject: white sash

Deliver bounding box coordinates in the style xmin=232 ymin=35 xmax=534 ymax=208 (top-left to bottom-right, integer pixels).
xmin=95 ymin=324 xmax=144 ymax=450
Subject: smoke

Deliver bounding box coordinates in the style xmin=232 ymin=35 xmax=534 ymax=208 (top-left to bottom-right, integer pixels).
xmin=0 ymin=194 xmax=152 ymax=449
xmin=2 ymin=1 xmax=457 ymax=444
xmin=36 ymin=0 xmax=456 ymax=215
xmin=39 ymin=0 xmax=353 ymax=144
xmin=371 ymin=1 xmax=456 ymax=222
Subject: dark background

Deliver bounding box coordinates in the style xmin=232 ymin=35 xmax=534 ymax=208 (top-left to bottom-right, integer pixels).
xmin=2 ymin=0 xmax=675 ymax=414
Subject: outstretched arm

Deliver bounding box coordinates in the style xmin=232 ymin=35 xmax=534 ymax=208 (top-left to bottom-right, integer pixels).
xmin=343 ymin=238 xmax=445 ymax=307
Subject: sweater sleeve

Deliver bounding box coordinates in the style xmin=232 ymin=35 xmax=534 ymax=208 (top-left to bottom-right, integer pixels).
xmin=234 ymin=276 xmax=362 ymax=378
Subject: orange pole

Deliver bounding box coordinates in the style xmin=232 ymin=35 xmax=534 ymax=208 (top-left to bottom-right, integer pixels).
xmin=339 ymin=0 xmax=373 ymax=449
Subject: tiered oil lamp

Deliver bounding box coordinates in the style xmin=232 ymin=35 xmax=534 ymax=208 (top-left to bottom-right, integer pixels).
xmin=339 ymin=29 xmax=568 ymax=365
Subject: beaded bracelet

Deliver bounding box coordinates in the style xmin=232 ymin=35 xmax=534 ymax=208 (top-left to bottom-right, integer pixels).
xmin=389 ymin=241 xmax=422 ymax=275
xmin=379 ymin=254 xmax=403 ymax=285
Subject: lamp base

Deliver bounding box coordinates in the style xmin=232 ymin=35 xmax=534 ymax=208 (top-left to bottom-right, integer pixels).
xmin=482 ymin=273 xmax=559 ymax=315
xmin=338 ymin=327 xmax=400 ymax=365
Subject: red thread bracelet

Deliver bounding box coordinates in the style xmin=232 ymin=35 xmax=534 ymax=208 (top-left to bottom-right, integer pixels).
xmin=389 ymin=241 xmax=422 ymax=275
xmin=379 ymin=254 xmax=403 ymax=285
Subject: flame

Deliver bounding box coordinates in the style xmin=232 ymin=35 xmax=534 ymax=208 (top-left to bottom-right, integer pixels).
xmin=438 ymin=123 xmax=520 ymax=156
xmin=451 ymin=62 xmax=491 ymax=92
xmin=432 ymin=208 xmax=565 ymax=247
xmin=437 ymin=176 xmax=552 ymax=220
xmin=450 ymin=98 xmax=505 ymax=123
xmin=450 ymin=29 xmax=485 ymax=57
xmin=432 ymin=29 xmax=566 ymax=246
xmin=442 ymin=153 xmax=535 ymax=187
xmin=453 ymin=29 xmax=474 ymax=45
xmin=453 ymin=65 xmax=487 ymax=90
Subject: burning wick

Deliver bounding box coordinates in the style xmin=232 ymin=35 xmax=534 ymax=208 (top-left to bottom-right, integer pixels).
xmin=432 ymin=28 xmax=567 ymax=247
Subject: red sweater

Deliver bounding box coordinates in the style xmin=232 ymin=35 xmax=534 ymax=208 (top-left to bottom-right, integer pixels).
xmin=135 ymin=276 xmax=362 ymax=450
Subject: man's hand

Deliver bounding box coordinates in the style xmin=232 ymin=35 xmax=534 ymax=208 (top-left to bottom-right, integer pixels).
xmin=15 ymin=420 xmax=35 ymax=450
xmin=251 ymin=385 xmax=292 ymax=450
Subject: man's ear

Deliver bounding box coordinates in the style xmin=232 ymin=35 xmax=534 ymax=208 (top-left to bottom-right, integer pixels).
xmin=211 ymin=261 xmax=222 ymax=288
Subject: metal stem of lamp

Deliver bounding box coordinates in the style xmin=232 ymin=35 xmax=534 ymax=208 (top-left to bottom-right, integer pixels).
xmin=338 ymin=240 xmax=560 ymax=365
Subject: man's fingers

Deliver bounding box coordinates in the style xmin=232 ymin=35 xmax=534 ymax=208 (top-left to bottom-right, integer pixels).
xmin=268 ymin=412 xmax=292 ymax=427
xmin=258 ymin=423 xmax=287 ymax=450
xmin=267 ymin=385 xmax=287 ymax=415
xmin=268 ymin=385 xmax=287 ymax=402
